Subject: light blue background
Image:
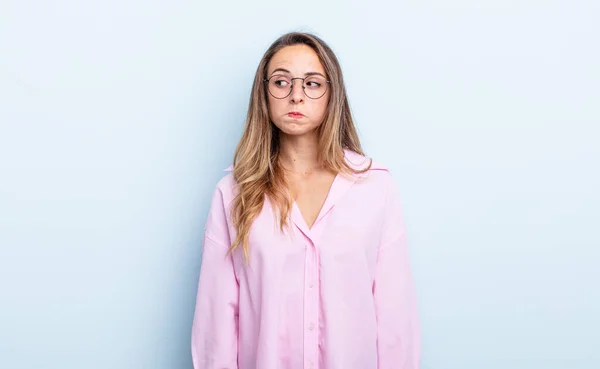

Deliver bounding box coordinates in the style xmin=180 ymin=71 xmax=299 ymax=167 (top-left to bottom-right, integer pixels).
xmin=1 ymin=1 xmax=598 ymax=368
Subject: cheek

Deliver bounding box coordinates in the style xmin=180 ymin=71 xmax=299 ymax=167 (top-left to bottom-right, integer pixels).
xmin=267 ymin=97 xmax=284 ymax=119
xmin=312 ymin=99 xmax=329 ymax=120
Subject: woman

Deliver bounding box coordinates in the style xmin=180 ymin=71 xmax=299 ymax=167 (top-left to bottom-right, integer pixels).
xmin=191 ymin=32 xmax=420 ymax=369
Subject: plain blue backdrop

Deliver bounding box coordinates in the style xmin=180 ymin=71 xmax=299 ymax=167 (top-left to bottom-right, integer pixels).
xmin=1 ymin=1 xmax=598 ymax=368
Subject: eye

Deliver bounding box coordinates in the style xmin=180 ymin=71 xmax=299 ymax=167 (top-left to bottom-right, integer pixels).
xmin=306 ymin=81 xmax=321 ymax=88
xmin=274 ymin=79 xmax=289 ymax=87
xmin=270 ymin=74 xmax=291 ymax=88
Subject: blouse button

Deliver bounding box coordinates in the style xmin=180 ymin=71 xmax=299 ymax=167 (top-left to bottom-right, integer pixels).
xmin=308 ymin=323 xmax=315 ymax=331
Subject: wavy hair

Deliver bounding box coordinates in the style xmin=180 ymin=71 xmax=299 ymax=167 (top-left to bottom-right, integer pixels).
xmin=230 ymin=32 xmax=371 ymax=260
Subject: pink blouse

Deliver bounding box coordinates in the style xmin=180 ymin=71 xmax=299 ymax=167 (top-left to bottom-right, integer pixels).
xmin=191 ymin=149 xmax=420 ymax=369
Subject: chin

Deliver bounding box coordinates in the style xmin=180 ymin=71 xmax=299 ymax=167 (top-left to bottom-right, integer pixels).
xmin=277 ymin=122 xmax=318 ymax=137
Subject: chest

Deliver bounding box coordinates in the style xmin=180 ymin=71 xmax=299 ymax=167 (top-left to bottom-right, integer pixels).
xmin=287 ymin=172 xmax=336 ymax=230
xmin=233 ymin=180 xmax=388 ymax=283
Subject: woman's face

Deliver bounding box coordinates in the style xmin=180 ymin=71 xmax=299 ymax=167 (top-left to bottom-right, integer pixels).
xmin=266 ymin=44 xmax=330 ymax=137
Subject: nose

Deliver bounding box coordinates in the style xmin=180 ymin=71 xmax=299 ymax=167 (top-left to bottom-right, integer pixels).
xmin=290 ymin=78 xmax=304 ymax=104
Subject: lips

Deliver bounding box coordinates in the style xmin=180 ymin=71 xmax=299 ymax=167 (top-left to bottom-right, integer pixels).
xmin=288 ymin=112 xmax=304 ymax=117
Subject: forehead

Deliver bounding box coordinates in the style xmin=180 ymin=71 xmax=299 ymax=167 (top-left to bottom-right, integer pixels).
xmin=267 ymin=44 xmax=326 ymax=75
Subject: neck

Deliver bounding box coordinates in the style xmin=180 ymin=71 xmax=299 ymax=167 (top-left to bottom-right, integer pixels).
xmin=278 ymin=131 xmax=321 ymax=175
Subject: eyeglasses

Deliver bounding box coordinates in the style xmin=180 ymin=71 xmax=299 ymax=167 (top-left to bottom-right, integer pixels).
xmin=264 ymin=74 xmax=331 ymax=99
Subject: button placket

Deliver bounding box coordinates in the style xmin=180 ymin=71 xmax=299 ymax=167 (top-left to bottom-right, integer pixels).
xmin=303 ymin=239 xmax=319 ymax=369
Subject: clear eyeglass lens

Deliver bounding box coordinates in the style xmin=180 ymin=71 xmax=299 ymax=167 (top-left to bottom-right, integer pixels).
xmin=268 ymin=75 xmax=328 ymax=99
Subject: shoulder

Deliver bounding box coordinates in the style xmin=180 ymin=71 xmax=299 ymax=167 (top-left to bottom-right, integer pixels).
xmin=207 ymin=167 xmax=237 ymax=210
xmin=217 ymin=164 xmax=236 ymax=187
xmin=343 ymin=148 xmax=394 ymax=183
xmin=343 ymin=149 xmax=403 ymax=208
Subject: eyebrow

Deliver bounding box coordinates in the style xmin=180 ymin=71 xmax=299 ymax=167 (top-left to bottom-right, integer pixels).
xmin=269 ymin=68 xmax=326 ymax=78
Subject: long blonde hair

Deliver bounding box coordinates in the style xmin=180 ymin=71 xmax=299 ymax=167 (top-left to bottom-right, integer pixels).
xmin=230 ymin=32 xmax=370 ymax=260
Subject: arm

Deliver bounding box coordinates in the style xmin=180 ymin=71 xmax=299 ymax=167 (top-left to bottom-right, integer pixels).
xmin=373 ymin=173 xmax=421 ymax=369
xmin=191 ymin=186 xmax=239 ymax=369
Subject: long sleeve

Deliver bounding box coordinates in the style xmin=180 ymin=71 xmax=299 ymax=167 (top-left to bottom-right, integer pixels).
xmin=373 ymin=173 xmax=421 ymax=369
xmin=191 ymin=185 xmax=239 ymax=369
